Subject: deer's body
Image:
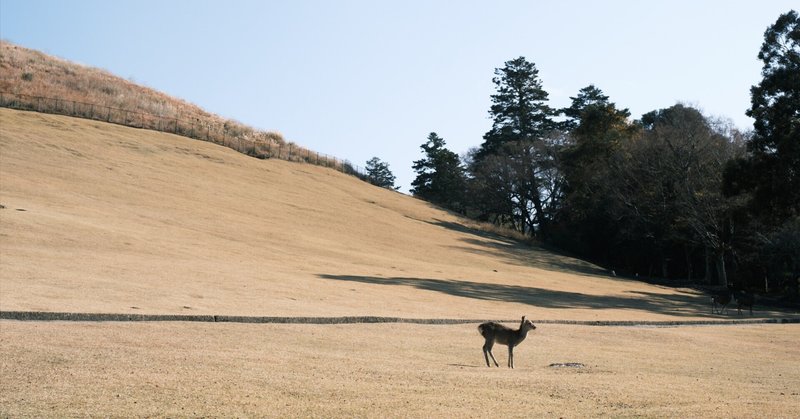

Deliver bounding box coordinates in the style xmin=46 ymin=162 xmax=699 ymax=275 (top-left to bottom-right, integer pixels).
xmin=712 ymin=291 xmax=732 ymax=314
xmin=734 ymin=290 xmax=755 ymax=316
xmin=478 ymin=316 xmax=536 ymax=368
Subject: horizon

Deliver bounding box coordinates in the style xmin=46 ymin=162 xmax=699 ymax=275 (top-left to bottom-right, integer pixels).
xmin=1 ymin=1 xmax=795 ymax=192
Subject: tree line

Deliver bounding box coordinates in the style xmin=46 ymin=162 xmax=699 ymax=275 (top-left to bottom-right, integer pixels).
xmin=367 ymin=10 xmax=799 ymax=299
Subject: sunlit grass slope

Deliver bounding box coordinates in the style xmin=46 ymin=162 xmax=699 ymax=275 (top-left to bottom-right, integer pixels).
xmin=0 ymin=108 xmax=787 ymax=320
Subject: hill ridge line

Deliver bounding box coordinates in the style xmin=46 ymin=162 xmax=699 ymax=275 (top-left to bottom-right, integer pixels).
xmin=1 ymin=311 xmax=798 ymax=326
xmin=0 ymin=93 xmax=370 ymax=179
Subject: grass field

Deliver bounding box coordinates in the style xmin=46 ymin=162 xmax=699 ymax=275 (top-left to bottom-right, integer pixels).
xmin=2 ymin=321 xmax=799 ymax=417
xmin=1 ymin=108 xmax=799 ymax=417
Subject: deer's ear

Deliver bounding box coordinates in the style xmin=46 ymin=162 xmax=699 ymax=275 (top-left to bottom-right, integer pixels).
xmin=521 ymin=316 xmax=526 ymax=321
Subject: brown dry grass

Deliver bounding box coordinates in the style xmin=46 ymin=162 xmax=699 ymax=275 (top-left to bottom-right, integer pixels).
xmin=1 ymin=321 xmax=798 ymax=418
xmin=0 ymin=41 xmax=291 ymax=154
xmin=1 ymin=108 xmax=797 ymax=321
xmin=1 ymin=108 xmax=799 ymax=417
xmin=0 ymin=41 xmax=250 ymax=132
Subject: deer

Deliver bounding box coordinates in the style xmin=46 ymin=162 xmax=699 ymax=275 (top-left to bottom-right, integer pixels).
xmin=478 ymin=316 xmax=536 ymax=368
xmin=733 ymin=290 xmax=755 ymax=316
xmin=711 ymin=289 xmax=733 ymax=315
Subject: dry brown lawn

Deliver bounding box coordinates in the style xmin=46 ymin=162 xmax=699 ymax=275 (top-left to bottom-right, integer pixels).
xmin=1 ymin=321 xmax=799 ymax=418
xmin=1 ymin=108 xmax=799 ymax=417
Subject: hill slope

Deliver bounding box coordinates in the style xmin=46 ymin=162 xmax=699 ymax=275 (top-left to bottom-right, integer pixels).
xmin=0 ymin=41 xmax=284 ymax=147
xmin=1 ymin=108 xmax=738 ymax=320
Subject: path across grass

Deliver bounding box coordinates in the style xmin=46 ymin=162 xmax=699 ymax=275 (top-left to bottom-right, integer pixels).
xmin=2 ymin=310 xmax=798 ymax=326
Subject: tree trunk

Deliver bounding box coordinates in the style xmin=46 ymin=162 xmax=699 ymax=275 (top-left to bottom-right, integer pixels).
xmin=714 ymin=250 xmax=727 ymax=287
xmin=519 ymin=201 xmax=530 ymax=235
xmin=531 ymin=193 xmax=548 ymax=240
xmin=684 ymin=245 xmax=693 ymax=282
xmin=704 ymin=247 xmax=713 ymax=284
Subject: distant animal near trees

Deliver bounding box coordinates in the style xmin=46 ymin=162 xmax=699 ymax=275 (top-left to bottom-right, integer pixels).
xmin=478 ymin=316 xmax=537 ymax=368
xmin=711 ymin=290 xmax=733 ymax=315
xmin=734 ymin=290 xmax=755 ymax=316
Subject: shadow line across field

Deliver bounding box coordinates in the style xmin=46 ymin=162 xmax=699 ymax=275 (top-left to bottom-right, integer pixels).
xmin=318 ymin=274 xmax=714 ymax=318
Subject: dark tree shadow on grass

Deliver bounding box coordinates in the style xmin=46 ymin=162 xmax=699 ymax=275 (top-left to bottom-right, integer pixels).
xmin=318 ymin=274 xmax=713 ymax=318
xmin=424 ymin=219 xmax=612 ymax=278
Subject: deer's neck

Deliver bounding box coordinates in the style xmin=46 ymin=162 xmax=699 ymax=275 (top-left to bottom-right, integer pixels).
xmin=513 ymin=328 xmax=529 ymax=345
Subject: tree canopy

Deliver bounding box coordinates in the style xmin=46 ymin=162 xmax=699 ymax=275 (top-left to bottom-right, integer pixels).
xmin=407 ymin=10 xmax=799 ymax=298
xmin=468 ymin=57 xmax=561 ymax=238
xmin=721 ymin=10 xmax=800 ymax=294
xmin=365 ymin=157 xmax=398 ymax=190
xmin=726 ymin=10 xmax=800 ymax=223
xmin=477 ymin=57 xmax=556 ymax=160
xmin=410 ymin=132 xmax=466 ymax=212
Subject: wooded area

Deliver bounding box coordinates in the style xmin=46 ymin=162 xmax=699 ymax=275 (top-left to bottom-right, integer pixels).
xmin=410 ymin=10 xmax=799 ymax=299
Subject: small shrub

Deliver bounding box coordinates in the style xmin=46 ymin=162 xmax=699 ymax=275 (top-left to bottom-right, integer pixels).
xmin=21 ymin=72 xmax=33 ymax=81
xmin=263 ymin=131 xmax=285 ymax=144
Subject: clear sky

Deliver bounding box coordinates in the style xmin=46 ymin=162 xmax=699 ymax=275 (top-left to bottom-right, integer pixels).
xmin=1 ymin=1 xmax=795 ymax=192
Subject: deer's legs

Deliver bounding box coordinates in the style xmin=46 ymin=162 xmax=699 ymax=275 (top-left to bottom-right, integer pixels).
xmin=508 ymin=346 xmax=514 ymax=369
xmin=483 ymin=340 xmax=499 ymax=367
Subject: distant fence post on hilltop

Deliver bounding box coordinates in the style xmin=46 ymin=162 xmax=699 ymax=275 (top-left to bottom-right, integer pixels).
xmin=0 ymin=91 xmax=370 ymax=182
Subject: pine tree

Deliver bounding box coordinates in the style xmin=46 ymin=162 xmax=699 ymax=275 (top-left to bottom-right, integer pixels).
xmin=556 ymin=86 xmax=635 ymax=261
xmin=724 ymin=10 xmax=800 ymax=222
xmin=722 ymin=10 xmax=800 ymax=295
xmin=365 ymin=157 xmax=398 ymax=190
xmin=410 ymin=132 xmax=466 ymax=211
xmin=469 ymin=57 xmax=559 ymax=238
xmin=477 ymin=57 xmax=556 ymax=159
xmin=560 ymin=85 xmax=616 ymax=131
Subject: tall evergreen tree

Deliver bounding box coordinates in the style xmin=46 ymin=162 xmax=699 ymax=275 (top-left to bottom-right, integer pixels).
xmin=477 ymin=57 xmax=556 ymax=159
xmin=411 ymin=133 xmax=466 ymax=212
xmin=561 ymin=85 xmax=632 ymax=172
xmin=555 ymin=86 xmax=635 ymax=262
xmin=723 ymin=10 xmax=800 ymax=295
xmin=560 ymin=85 xmax=618 ymax=131
xmin=724 ymin=10 xmax=800 ymax=223
xmin=468 ymin=57 xmax=560 ymax=238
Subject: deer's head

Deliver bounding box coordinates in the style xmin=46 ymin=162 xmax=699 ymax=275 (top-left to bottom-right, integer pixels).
xmin=521 ymin=316 xmax=537 ymax=331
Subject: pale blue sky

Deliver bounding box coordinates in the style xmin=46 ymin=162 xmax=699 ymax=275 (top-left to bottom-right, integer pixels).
xmin=1 ymin=1 xmax=795 ymax=191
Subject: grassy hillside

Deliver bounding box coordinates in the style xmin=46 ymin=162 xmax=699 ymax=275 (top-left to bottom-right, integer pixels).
xmin=2 ymin=96 xmax=799 ymax=419
xmin=0 ymin=41 xmax=352 ymax=167
xmin=2 ymin=107 xmax=787 ymax=321
xmin=0 ymin=41 xmax=281 ymax=138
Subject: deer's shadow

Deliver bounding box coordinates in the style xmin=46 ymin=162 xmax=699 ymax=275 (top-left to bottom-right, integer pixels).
xmin=447 ymin=363 xmax=481 ymax=368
